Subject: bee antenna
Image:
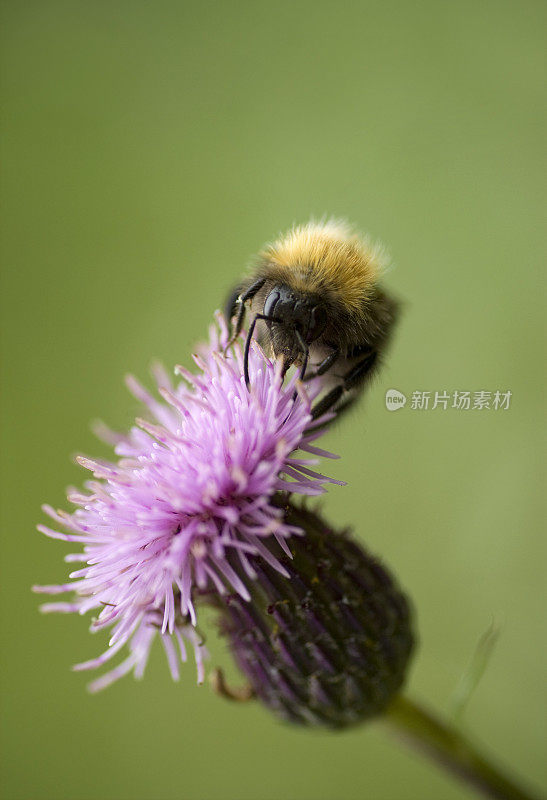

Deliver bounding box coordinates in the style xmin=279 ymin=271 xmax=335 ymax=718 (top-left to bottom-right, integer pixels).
xmin=244 ymin=313 xmax=282 ymax=390
xmin=224 ymin=277 xmax=267 ymax=354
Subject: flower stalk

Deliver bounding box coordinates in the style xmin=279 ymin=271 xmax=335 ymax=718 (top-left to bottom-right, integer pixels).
xmin=384 ymin=695 xmax=540 ymax=800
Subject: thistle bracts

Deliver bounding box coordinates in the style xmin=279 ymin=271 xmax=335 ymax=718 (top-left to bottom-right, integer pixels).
xmin=217 ymin=502 xmax=414 ymax=729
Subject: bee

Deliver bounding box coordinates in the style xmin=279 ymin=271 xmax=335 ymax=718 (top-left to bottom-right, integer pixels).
xmin=226 ymin=220 xmax=399 ymax=420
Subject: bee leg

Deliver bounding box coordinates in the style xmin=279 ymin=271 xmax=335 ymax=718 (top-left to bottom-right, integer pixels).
xmin=343 ymin=347 xmax=378 ymax=389
xmin=310 ymin=347 xmax=378 ymax=421
xmin=309 ymin=385 xmax=344 ymax=421
xmin=303 ymin=347 xmax=340 ymax=381
xmin=224 ymin=278 xmax=266 ymax=351
xmin=293 ymin=329 xmax=310 ymax=382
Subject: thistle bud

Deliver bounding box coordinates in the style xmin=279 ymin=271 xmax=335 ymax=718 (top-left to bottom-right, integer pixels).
xmin=217 ymin=502 xmax=415 ymax=729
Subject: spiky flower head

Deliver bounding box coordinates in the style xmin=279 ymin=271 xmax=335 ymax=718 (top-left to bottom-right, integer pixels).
xmin=217 ymin=502 xmax=414 ymax=728
xmin=34 ymin=314 xmax=341 ymax=692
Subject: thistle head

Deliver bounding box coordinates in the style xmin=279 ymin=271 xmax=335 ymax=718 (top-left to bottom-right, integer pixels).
xmin=33 ymin=314 xmax=341 ymax=691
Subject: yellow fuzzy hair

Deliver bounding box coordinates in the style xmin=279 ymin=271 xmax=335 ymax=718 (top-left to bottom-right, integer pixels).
xmin=259 ymin=220 xmax=385 ymax=313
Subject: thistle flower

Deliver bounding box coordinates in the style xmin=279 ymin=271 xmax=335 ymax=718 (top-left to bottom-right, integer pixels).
xmin=33 ymin=314 xmax=341 ymax=692
xmin=216 ymin=502 xmax=414 ymax=728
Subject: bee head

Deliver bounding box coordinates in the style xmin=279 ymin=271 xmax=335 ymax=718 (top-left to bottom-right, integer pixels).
xmin=263 ymin=284 xmax=327 ymax=367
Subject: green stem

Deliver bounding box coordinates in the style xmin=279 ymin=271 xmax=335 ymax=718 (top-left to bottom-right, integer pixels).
xmin=384 ymin=695 xmax=541 ymax=800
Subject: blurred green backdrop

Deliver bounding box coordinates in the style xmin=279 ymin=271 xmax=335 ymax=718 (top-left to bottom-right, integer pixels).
xmin=1 ymin=2 xmax=545 ymax=799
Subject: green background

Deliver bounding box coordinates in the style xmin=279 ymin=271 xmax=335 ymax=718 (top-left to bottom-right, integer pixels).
xmin=1 ymin=2 xmax=545 ymax=799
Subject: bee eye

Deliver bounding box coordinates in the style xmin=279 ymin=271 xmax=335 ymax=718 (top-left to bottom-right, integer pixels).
xmin=307 ymin=305 xmax=327 ymax=342
xmin=263 ymin=290 xmax=280 ymax=319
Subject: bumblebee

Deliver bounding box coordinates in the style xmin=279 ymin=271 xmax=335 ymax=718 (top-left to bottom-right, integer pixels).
xmin=226 ymin=220 xmax=399 ymax=420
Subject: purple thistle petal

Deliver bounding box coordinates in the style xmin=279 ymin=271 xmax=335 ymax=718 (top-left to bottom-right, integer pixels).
xmin=34 ymin=313 xmax=340 ymax=690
